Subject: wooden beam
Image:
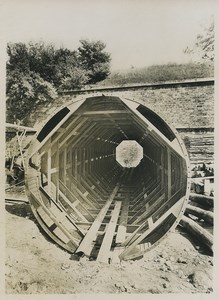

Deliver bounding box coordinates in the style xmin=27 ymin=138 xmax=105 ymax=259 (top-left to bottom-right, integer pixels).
xmin=116 ymin=198 xmax=129 ymax=243
xmin=63 ymin=148 xmax=67 ymax=185
xmin=75 ymin=184 xmax=120 ymax=257
xmin=167 ymin=149 xmax=172 ymax=198
xmin=55 ymin=142 xmax=60 ymax=202
xmin=47 ymin=148 xmax=52 ymax=194
xmin=180 ymin=215 xmax=213 ymax=252
xmin=83 ymin=110 xmax=129 ymax=115
xmin=5 ymin=195 xmax=29 ymax=203
xmin=185 ymin=204 xmax=213 ymax=225
xmin=97 ymin=201 xmax=122 ymax=262
xmin=189 ymin=193 xmax=214 ymax=208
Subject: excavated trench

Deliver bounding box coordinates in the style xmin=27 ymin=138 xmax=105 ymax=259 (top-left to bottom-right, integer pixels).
xmin=25 ymin=96 xmax=190 ymax=262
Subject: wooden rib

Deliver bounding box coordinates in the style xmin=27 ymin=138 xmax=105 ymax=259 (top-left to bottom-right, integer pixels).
xmin=75 ymin=184 xmax=120 ymax=257
xmin=27 ymin=178 xmax=80 ymax=248
xmin=119 ymin=196 xmax=185 ymax=260
xmin=97 ymin=201 xmax=122 ymax=262
xmin=39 ymin=186 xmax=85 ymax=237
xmin=59 ymin=179 xmax=99 ymax=209
xmin=58 ymin=190 xmax=88 ymax=223
xmin=132 ymin=192 xmax=166 ymax=225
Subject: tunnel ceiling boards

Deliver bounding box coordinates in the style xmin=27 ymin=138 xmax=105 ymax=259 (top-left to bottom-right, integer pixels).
xmin=26 ymin=95 xmax=191 ymax=262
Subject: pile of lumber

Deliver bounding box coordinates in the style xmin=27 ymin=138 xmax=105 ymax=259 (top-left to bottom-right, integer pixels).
xmin=180 ymin=193 xmax=213 ymax=253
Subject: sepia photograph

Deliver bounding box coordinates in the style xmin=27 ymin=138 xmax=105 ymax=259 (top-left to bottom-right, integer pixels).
xmin=1 ymin=0 xmax=218 ymax=296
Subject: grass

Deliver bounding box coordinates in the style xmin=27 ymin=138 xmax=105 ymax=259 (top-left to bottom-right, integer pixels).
xmin=96 ymin=62 xmax=214 ymax=87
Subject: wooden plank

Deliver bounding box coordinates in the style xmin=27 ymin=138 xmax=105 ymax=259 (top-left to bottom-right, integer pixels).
xmin=47 ymin=148 xmax=52 ymax=194
xmin=97 ymin=201 xmax=122 ymax=262
xmin=5 ymin=195 xmax=29 ymax=203
xmin=56 ymin=142 xmax=60 ymax=201
xmin=167 ymin=149 xmax=172 ymax=198
xmin=111 ymin=246 xmax=124 ymax=263
xmin=75 ymin=184 xmax=120 ymax=257
xmin=37 ymin=206 xmax=54 ymax=227
xmin=116 ymin=198 xmax=129 ymax=243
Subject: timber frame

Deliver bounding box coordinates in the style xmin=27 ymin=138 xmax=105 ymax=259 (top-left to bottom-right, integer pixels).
xmin=25 ymin=95 xmax=191 ymax=261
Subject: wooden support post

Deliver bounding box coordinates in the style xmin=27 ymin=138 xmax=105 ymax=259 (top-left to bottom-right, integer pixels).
xmin=97 ymin=201 xmax=122 ymax=262
xmin=75 ymin=184 xmax=120 ymax=257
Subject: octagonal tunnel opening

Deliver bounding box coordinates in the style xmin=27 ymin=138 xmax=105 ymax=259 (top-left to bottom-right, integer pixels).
xmin=26 ymin=96 xmax=190 ymax=262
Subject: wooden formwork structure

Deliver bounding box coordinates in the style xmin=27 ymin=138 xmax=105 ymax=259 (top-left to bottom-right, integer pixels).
xmin=25 ymin=95 xmax=191 ymax=262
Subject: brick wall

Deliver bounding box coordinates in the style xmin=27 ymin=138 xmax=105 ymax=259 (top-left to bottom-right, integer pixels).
xmin=28 ymin=80 xmax=214 ymax=163
xmin=112 ymin=85 xmax=214 ymax=129
xmin=54 ymin=82 xmax=214 ymax=130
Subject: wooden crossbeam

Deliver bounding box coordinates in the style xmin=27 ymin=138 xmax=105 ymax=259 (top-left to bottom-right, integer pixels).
xmin=83 ymin=110 xmax=129 ymax=115
xmin=75 ymin=184 xmax=120 ymax=257
xmin=97 ymin=201 xmax=122 ymax=262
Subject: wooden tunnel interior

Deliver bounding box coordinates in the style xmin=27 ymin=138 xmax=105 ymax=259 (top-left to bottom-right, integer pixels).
xmin=26 ymin=96 xmax=190 ymax=262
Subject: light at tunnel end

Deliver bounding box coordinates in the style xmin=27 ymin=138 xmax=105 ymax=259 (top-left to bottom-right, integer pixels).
xmin=116 ymin=140 xmax=143 ymax=168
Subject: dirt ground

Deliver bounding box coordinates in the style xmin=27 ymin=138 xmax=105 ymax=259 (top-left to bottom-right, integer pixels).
xmin=5 ymin=198 xmax=213 ymax=294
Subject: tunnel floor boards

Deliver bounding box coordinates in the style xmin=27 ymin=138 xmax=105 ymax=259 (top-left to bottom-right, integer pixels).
xmin=97 ymin=201 xmax=122 ymax=262
xmin=75 ymin=184 xmax=120 ymax=257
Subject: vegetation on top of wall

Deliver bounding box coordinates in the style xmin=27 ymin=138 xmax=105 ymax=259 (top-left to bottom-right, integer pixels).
xmin=97 ymin=20 xmax=214 ymax=88
xmin=6 ymin=40 xmax=111 ymax=125
xmin=6 ymin=19 xmax=214 ymax=125
xmin=96 ymin=62 xmax=213 ymax=88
